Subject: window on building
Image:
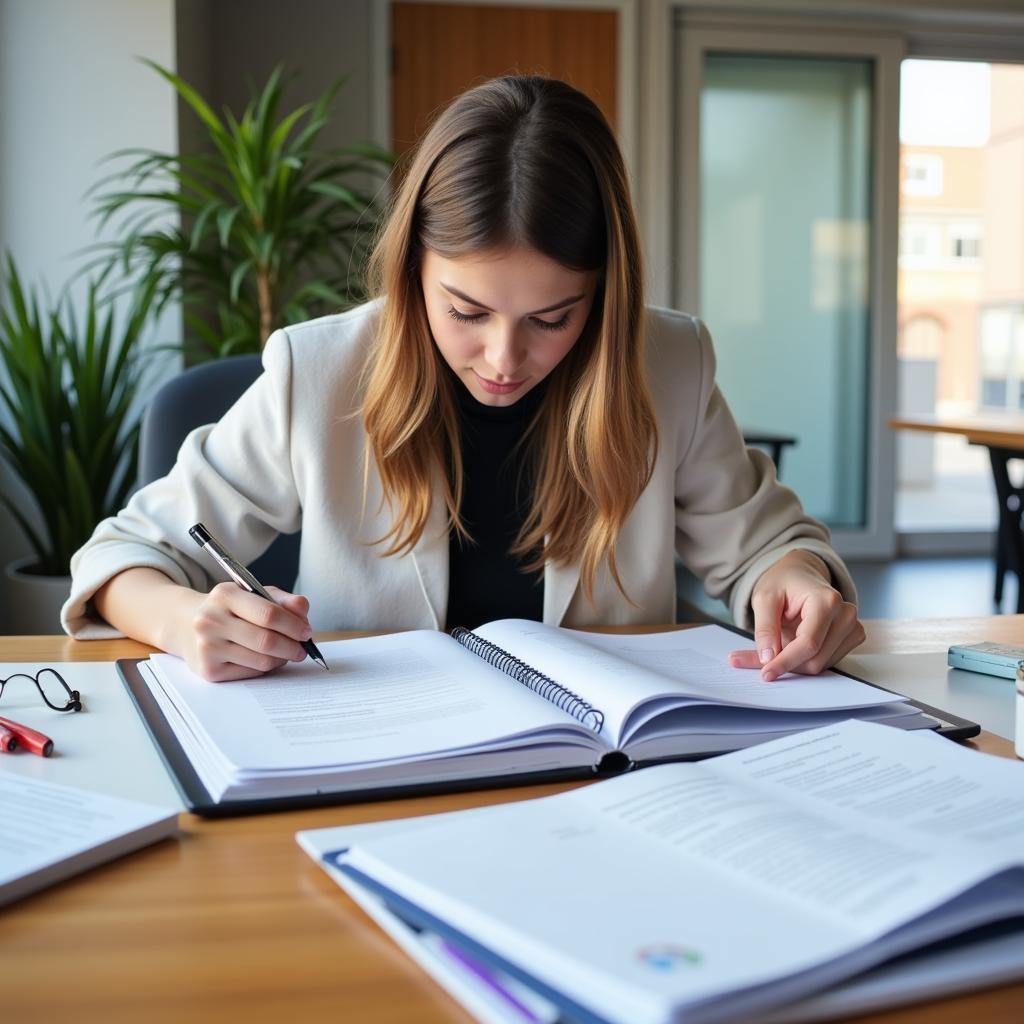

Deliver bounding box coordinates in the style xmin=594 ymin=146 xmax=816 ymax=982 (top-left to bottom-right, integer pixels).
xmin=901 ymin=153 xmax=944 ymax=197
xmin=899 ymin=221 xmax=942 ymax=265
xmin=950 ymin=223 xmax=982 ymax=260
xmin=979 ymin=306 xmax=1024 ymax=411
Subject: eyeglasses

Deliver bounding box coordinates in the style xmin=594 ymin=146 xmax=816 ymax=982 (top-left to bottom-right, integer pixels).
xmin=0 ymin=668 xmax=82 ymax=712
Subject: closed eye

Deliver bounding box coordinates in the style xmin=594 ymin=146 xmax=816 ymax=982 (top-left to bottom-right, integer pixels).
xmin=532 ymin=314 xmax=571 ymax=332
xmin=446 ymin=305 xmax=572 ymax=332
xmin=447 ymin=306 xmax=486 ymax=324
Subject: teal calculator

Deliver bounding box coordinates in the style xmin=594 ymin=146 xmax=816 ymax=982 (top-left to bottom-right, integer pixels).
xmin=947 ymin=641 xmax=1024 ymax=679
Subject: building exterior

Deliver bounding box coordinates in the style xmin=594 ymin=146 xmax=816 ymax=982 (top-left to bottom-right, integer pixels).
xmin=898 ymin=64 xmax=1024 ymax=417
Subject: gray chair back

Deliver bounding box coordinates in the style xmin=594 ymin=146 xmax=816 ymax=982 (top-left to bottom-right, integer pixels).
xmin=138 ymin=355 xmax=300 ymax=590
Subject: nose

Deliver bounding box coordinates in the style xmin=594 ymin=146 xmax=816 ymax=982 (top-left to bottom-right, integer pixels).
xmin=483 ymin=323 xmax=527 ymax=380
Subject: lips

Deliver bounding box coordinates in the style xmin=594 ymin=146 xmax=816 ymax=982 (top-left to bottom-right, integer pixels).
xmin=473 ymin=371 xmax=525 ymax=395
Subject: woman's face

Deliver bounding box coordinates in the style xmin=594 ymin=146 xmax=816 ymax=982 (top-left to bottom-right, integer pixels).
xmin=420 ymin=246 xmax=600 ymax=406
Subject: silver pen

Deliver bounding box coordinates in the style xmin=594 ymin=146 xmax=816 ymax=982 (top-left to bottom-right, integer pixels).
xmin=188 ymin=522 xmax=328 ymax=671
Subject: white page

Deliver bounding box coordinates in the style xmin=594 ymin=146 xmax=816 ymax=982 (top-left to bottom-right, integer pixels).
xmin=708 ymin=720 xmax=1024 ymax=865
xmin=147 ymin=630 xmax=600 ymax=773
xmin=340 ymin=721 xmax=1024 ymax=1023
xmin=0 ymin=773 xmax=177 ymax=906
xmin=145 ymin=653 xmax=599 ymax=804
xmin=566 ymin=721 xmax=1023 ymax=935
xmin=299 ymin=809 xmax=1024 ymax=1024
xmin=329 ymin=863 xmax=1024 ymax=1024
xmin=341 ymin=776 xmax=861 ymax=1024
xmin=473 ymin=620 xmax=901 ymax=744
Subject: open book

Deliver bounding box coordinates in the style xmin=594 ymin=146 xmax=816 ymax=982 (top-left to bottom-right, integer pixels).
xmin=302 ymin=720 xmax=1024 ymax=1024
xmin=122 ymin=619 xmax=950 ymax=812
xmin=0 ymin=775 xmax=177 ymax=907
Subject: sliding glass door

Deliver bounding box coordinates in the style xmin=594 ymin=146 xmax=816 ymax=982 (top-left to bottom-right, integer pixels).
xmin=676 ymin=24 xmax=902 ymax=557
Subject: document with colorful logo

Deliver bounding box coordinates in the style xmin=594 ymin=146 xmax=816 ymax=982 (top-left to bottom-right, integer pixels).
xmin=298 ymin=720 xmax=1024 ymax=1024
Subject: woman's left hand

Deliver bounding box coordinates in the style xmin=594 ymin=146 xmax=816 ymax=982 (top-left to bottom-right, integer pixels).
xmin=728 ymin=550 xmax=865 ymax=681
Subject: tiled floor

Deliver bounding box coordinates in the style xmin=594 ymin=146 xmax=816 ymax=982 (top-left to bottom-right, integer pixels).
xmin=677 ymin=554 xmax=1020 ymax=623
xmin=850 ymin=556 xmax=1017 ymax=619
xmin=895 ymin=434 xmax=998 ymax=532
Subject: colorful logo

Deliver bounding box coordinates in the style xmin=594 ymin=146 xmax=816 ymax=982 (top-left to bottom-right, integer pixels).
xmin=636 ymin=944 xmax=703 ymax=971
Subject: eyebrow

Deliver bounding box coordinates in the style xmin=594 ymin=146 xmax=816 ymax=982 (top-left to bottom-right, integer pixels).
xmin=440 ymin=282 xmax=585 ymax=317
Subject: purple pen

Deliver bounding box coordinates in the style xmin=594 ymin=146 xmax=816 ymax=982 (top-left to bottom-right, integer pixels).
xmin=439 ymin=938 xmax=545 ymax=1022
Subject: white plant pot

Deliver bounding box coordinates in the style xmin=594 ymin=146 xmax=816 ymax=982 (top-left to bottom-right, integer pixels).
xmin=2 ymin=556 xmax=72 ymax=635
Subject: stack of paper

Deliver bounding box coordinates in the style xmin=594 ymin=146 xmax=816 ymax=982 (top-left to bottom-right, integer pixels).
xmin=299 ymin=720 xmax=1024 ymax=1024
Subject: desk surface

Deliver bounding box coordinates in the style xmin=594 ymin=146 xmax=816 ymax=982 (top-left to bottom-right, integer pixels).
xmin=1 ymin=622 xmax=1022 ymax=1023
xmin=890 ymin=413 xmax=1024 ymax=450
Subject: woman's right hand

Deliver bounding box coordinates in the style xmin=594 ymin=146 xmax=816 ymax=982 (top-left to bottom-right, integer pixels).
xmin=178 ymin=582 xmax=315 ymax=682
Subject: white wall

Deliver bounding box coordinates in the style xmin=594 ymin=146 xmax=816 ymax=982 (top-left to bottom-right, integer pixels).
xmin=0 ymin=0 xmax=178 ymax=300
xmin=0 ymin=0 xmax=180 ymax=578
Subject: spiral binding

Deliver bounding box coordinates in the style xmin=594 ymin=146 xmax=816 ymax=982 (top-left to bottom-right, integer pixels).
xmin=451 ymin=627 xmax=605 ymax=734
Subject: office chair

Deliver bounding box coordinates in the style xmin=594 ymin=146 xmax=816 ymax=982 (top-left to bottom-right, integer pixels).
xmin=137 ymin=354 xmax=301 ymax=590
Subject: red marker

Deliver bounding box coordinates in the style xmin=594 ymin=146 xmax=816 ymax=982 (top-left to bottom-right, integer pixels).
xmin=0 ymin=716 xmax=53 ymax=757
xmin=0 ymin=726 xmax=18 ymax=753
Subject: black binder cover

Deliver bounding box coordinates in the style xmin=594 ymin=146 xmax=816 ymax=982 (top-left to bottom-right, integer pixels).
xmin=117 ymin=647 xmax=981 ymax=819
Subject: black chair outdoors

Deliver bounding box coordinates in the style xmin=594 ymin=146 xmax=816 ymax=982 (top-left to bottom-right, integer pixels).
xmin=988 ymin=447 xmax=1024 ymax=612
xmin=138 ymin=354 xmax=301 ymax=590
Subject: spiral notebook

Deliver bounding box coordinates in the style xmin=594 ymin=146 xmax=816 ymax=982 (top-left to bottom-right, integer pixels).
xmin=117 ymin=618 xmax=977 ymax=816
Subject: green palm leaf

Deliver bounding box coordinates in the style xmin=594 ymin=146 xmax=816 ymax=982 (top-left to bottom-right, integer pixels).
xmin=88 ymin=61 xmax=392 ymax=359
xmin=0 ymin=256 xmax=152 ymax=572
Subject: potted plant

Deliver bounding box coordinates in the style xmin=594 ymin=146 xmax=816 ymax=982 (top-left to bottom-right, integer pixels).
xmin=0 ymin=256 xmax=153 ymax=632
xmin=89 ymin=62 xmax=394 ymax=361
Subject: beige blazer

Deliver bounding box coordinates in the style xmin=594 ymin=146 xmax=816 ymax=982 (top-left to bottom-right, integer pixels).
xmin=62 ymin=300 xmax=855 ymax=639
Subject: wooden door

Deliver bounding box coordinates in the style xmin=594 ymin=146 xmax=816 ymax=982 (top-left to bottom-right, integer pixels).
xmin=390 ymin=2 xmax=618 ymax=157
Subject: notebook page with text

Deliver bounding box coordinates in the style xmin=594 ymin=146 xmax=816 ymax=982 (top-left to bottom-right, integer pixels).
xmin=147 ymin=630 xmax=600 ymax=773
xmin=471 ymin=620 xmax=902 ymax=745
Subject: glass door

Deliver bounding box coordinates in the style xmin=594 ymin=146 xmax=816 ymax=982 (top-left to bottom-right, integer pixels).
xmin=895 ymin=59 xmax=1024 ymax=545
xmin=676 ymin=23 xmax=903 ymax=557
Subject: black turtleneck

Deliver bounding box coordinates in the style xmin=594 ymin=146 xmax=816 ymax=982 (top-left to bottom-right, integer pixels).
xmin=445 ymin=377 xmax=546 ymax=631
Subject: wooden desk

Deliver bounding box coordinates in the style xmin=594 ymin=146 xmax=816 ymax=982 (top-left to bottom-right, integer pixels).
xmin=890 ymin=414 xmax=1024 ymax=611
xmin=1 ymin=625 xmax=1021 ymax=1023
xmin=889 ymin=414 xmax=1024 ymax=452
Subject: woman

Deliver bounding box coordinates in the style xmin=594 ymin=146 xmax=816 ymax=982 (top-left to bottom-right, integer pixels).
xmin=62 ymin=75 xmax=864 ymax=683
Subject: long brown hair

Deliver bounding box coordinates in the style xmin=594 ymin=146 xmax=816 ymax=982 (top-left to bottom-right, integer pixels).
xmin=361 ymin=75 xmax=657 ymax=602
